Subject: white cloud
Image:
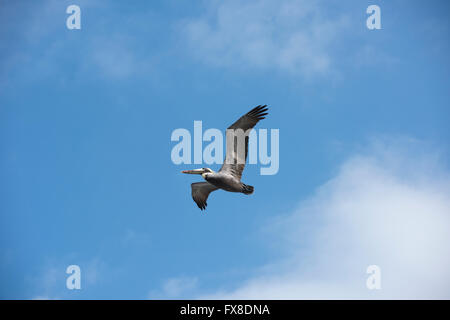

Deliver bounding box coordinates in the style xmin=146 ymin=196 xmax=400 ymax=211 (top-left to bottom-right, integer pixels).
xmin=181 ymin=0 xmax=349 ymax=77
xmin=0 ymin=1 xmax=155 ymax=86
xmin=31 ymin=295 xmax=60 ymax=300
xmin=88 ymin=36 xmax=143 ymax=79
xmin=201 ymin=138 xmax=450 ymax=299
xmin=121 ymin=228 xmax=151 ymax=247
xmin=163 ymin=277 xmax=198 ymax=296
xmin=83 ymin=258 xmax=107 ymax=286
xmin=354 ymin=45 xmax=400 ymax=68
xmin=149 ymin=276 xmax=199 ymax=299
xmin=28 ymin=257 xmax=106 ymax=299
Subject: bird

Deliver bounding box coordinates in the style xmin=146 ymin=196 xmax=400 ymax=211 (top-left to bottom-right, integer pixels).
xmin=182 ymin=105 xmax=268 ymax=210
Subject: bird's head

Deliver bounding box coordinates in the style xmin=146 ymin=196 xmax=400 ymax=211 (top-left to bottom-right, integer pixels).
xmin=181 ymin=167 xmax=214 ymax=179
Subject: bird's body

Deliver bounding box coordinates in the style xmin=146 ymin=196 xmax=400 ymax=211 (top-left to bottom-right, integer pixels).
xmin=204 ymin=172 xmax=246 ymax=193
xmin=182 ymin=105 xmax=268 ymax=210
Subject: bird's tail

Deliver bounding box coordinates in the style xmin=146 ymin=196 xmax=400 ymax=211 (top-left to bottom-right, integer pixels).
xmin=241 ymin=184 xmax=254 ymax=195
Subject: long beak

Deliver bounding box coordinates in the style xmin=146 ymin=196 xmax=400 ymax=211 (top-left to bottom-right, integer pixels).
xmin=181 ymin=168 xmax=205 ymax=174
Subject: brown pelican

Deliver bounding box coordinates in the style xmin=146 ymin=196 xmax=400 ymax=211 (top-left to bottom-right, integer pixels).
xmin=182 ymin=105 xmax=268 ymax=210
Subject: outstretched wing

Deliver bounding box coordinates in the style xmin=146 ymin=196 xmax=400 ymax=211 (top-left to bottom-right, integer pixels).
xmin=219 ymin=105 xmax=268 ymax=180
xmin=191 ymin=182 xmax=219 ymax=210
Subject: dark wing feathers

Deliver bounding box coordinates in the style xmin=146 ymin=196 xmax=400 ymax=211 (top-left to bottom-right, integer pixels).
xmin=227 ymin=105 xmax=268 ymax=131
xmin=191 ymin=182 xmax=219 ymax=210
xmin=220 ymin=105 xmax=268 ymax=180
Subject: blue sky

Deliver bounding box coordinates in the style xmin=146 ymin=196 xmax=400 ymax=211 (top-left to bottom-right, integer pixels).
xmin=1 ymin=0 xmax=449 ymax=299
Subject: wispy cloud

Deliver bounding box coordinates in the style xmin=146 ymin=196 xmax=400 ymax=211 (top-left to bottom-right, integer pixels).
xmin=199 ymin=138 xmax=450 ymax=299
xmin=87 ymin=35 xmax=151 ymax=79
xmin=28 ymin=257 xmax=106 ymax=300
xmin=180 ymin=0 xmax=350 ymax=78
xmin=31 ymin=295 xmax=61 ymax=300
xmin=121 ymin=228 xmax=151 ymax=247
xmin=0 ymin=0 xmax=156 ymax=87
xmin=149 ymin=276 xmax=199 ymax=299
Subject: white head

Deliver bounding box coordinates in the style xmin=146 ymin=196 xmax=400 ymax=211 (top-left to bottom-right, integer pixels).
xmin=181 ymin=167 xmax=214 ymax=179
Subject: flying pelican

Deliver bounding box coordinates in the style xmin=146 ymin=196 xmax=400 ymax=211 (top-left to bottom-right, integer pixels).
xmin=182 ymin=105 xmax=268 ymax=210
